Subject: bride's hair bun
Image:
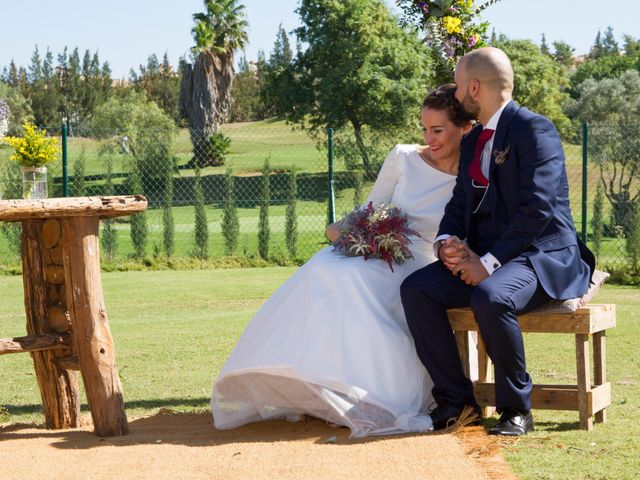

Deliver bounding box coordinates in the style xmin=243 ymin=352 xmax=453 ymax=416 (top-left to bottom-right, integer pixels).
xmin=422 ymin=84 xmax=475 ymax=127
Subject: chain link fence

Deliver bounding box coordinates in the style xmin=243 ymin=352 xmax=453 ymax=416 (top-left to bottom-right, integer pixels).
xmin=0 ymin=122 xmax=638 ymax=277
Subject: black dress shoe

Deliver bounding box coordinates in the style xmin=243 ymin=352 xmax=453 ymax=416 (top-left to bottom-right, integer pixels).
xmin=488 ymin=409 xmax=534 ymax=436
xmin=429 ymin=403 xmax=482 ymax=430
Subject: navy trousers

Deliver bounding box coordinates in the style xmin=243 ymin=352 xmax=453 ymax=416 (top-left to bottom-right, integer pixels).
xmin=400 ymin=256 xmax=551 ymax=412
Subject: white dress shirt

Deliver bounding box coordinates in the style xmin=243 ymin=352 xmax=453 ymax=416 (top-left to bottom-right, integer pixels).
xmin=435 ymin=101 xmax=510 ymax=275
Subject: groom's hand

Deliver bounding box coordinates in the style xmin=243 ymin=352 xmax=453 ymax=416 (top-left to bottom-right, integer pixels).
xmin=438 ymin=236 xmax=468 ymax=270
xmin=452 ymin=248 xmax=489 ymax=286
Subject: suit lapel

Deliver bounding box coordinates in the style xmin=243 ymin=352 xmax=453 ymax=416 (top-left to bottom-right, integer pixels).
xmin=489 ymin=100 xmax=520 ymax=178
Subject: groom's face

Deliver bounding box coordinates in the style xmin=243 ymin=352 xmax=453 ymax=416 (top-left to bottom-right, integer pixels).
xmin=454 ymin=65 xmax=481 ymax=120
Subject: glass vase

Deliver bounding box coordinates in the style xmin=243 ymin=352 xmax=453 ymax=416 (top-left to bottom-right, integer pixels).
xmin=21 ymin=166 xmax=48 ymax=199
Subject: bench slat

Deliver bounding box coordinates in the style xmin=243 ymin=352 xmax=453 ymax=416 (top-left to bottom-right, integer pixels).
xmin=448 ymin=304 xmax=615 ymax=334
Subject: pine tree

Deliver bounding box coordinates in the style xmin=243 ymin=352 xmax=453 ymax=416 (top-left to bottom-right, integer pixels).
xmin=70 ymin=148 xmax=87 ymax=196
xmin=590 ymin=30 xmax=605 ymax=59
xmin=193 ymin=164 xmax=209 ymax=259
xmin=100 ymin=146 xmax=118 ymax=261
xmin=602 ymin=26 xmax=620 ymax=55
xmin=285 ymin=169 xmax=298 ymax=258
xmin=626 ymin=199 xmax=640 ymax=272
xmin=162 ymin=162 xmax=175 ymax=258
xmin=353 ymin=169 xmax=364 ymax=208
xmin=258 ymin=159 xmax=271 ymax=259
xmin=591 ymin=183 xmax=604 ymax=261
xmin=221 ymin=168 xmax=239 ymax=255
xmin=128 ymin=164 xmax=148 ymax=259
xmin=540 ymin=34 xmax=550 ymax=55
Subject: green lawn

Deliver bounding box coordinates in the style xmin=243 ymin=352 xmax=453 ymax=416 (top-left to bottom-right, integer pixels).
xmin=0 ymin=269 xmax=638 ymax=478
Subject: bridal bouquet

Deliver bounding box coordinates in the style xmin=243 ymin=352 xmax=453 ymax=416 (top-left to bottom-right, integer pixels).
xmin=333 ymin=202 xmax=420 ymax=272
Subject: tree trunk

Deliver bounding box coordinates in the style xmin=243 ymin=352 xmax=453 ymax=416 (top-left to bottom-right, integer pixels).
xmin=179 ymin=50 xmax=235 ymax=167
xmin=352 ymin=122 xmax=374 ymax=180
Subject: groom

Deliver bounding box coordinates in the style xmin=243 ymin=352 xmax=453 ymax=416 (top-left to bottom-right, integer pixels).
xmin=400 ymin=47 xmax=595 ymax=436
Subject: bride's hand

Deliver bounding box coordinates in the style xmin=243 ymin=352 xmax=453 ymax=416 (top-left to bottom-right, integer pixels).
xmin=326 ymin=222 xmax=341 ymax=243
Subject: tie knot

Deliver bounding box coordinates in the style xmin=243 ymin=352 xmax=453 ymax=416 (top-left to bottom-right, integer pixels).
xmin=479 ymin=128 xmax=495 ymax=142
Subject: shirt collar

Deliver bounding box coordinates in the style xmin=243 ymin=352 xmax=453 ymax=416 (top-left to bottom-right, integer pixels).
xmin=483 ymin=100 xmax=510 ymax=131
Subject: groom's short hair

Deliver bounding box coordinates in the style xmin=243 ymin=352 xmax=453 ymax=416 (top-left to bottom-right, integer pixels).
xmin=460 ymin=47 xmax=514 ymax=94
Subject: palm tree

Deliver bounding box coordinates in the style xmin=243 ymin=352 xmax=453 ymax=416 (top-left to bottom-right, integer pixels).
xmin=180 ymin=0 xmax=248 ymax=166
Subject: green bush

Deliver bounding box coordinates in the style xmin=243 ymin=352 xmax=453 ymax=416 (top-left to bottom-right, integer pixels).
xmin=626 ymin=199 xmax=640 ymax=272
xmin=285 ymin=169 xmax=298 ymax=258
xmin=128 ymin=166 xmax=148 ymax=259
xmin=591 ymin=183 xmax=604 ymax=261
xmin=70 ymin=147 xmax=87 ymax=196
xmin=100 ymin=147 xmax=118 ymax=261
xmin=162 ymin=171 xmax=175 ymax=258
xmin=258 ymin=159 xmax=271 ymax=259
xmin=352 ymin=169 xmax=364 ymax=208
xmin=193 ymin=165 xmax=209 ymax=259
xmin=193 ymin=132 xmax=231 ymax=167
xmin=221 ymin=168 xmax=239 ymax=255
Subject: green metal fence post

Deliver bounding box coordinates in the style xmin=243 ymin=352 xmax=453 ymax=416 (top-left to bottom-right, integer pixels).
xmin=62 ymin=124 xmax=69 ymax=197
xmin=581 ymin=122 xmax=588 ymax=243
xmin=327 ymin=127 xmax=336 ymax=224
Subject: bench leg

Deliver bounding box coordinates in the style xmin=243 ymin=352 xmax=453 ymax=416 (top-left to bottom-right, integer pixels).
xmin=454 ymin=331 xmax=472 ymax=379
xmin=575 ymin=334 xmax=593 ymax=431
xmin=593 ymin=331 xmax=607 ymax=424
xmin=476 ymin=335 xmax=495 ymax=417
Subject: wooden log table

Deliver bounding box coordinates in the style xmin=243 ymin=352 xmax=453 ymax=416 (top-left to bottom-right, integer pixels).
xmin=0 ymin=195 xmax=147 ymax=437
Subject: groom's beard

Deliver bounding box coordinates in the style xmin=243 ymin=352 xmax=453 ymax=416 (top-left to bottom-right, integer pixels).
xmin=461 ymin=92 xmax=481 ymax=121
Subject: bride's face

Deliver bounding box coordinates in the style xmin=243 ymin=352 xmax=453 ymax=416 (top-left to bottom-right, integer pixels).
xmin=421 ymin=108 xmax=468 ymax=163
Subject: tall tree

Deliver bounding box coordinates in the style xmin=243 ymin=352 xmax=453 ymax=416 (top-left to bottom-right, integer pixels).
xmin=602 ymin=26 xmax=620 ymax=55
xmin=495 ymin=38 xmax=572 ymax=138
xmin=229 ymin=56 xmax=261 ymax=122
xmin=552 ymin=40 xmax=575 ymax=68
xmin=623 ymin=35 xmax=640 ymax=56
xmin=281 ymin=0 xmax=430 ymax=178
xmin=260 ymin=25 xmax=296 ymax=117
xmin=131 ymin=52 xmax=181 ymax=122
xmin=180 ymin=0 xmax=248 ymax=166
xmin=540 ymin=34 xmax=550 ymax=55
xmin=569 ymin=70 xmax=640 ymax=233
xmin=590 ymin=30 xmax=605 ymax=59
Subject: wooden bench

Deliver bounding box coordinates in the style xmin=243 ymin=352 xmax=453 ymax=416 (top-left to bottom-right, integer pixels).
xmin=447 ymin=304 xmax=615 ymax=430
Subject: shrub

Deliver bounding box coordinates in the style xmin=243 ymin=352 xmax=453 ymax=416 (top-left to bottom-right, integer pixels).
xmin=626 ymin=199 xmax=640 ymax=272
xmin=193 ymin=164 xmax=209 ymax=259
xmin=258 ymin=159 xmax=271 ymax=259
xmin=591 ymin=183 xmax=604 ymax=260
xmin=128 ymin=165 xmax=148 ymax=259
xmin=352 ymin=169 xmax=364 ymax=208
xmin=221 ymin=168 xmax=239 ymax=255
xmin=70 ymin=148 xmax=87 ymax=197
xmin=162 ymin=168 xmax=175 ymax=258
xmin=285 ymin=169 xmax=298 ymax=258
xmin=100 ymin=146 xmax=118 ymax=261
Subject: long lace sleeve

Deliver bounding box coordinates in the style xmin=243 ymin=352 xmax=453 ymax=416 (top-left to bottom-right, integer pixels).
xmin=365 ymin=145 xmax=401 ymax=206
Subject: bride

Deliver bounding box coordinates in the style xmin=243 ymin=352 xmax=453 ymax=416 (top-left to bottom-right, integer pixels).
xmin=211 ymin=85 xmax=473 ymax=437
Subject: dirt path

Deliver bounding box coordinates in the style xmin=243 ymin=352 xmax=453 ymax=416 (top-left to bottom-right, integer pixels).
xmin=0 ymin=411 xmax=515 ymax=480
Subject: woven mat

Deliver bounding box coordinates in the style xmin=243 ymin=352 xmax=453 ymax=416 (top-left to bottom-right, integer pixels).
xmin=0 ymin=411 xmax=516 ymax=480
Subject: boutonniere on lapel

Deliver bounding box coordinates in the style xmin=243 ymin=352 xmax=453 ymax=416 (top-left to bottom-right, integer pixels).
xmin=493 ymin=145 xmax=510 ymax=166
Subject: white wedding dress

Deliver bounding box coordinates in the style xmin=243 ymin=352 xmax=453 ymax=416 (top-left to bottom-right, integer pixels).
xmin=211 ymin=145 xmax=457 ymax=437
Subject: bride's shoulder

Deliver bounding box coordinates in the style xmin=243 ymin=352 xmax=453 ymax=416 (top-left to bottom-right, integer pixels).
xmin=387 ymin=144 xmax=420 ymax=162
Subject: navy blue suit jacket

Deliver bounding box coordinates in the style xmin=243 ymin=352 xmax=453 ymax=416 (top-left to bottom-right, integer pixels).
xmin=438 ymin=101 xmax=594 ymax=300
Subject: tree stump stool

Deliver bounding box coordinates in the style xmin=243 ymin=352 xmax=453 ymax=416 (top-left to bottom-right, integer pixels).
xmin=0 ymin=195 xmax=147 ymax=437
xmin=447 ymin=304 xmax=616 ymax=431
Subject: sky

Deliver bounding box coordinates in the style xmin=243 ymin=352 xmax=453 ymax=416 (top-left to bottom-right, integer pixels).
xmin=0 ymin=0 xmax=638 ymax=79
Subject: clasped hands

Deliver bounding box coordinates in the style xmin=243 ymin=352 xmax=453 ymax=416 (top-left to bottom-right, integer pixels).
xmin=438 ymin=236 xmax=489 ymax=286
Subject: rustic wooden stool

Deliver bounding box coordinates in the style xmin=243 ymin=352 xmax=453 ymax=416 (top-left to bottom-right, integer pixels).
xmin=0 ymin=196 xmax=147 ymax=436
xmin=447 ymin=304 xmax=616 ymax=430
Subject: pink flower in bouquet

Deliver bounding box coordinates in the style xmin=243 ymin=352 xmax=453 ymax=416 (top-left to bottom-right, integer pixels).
xmin=332 ymin=202 xmax=420 ymax=272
